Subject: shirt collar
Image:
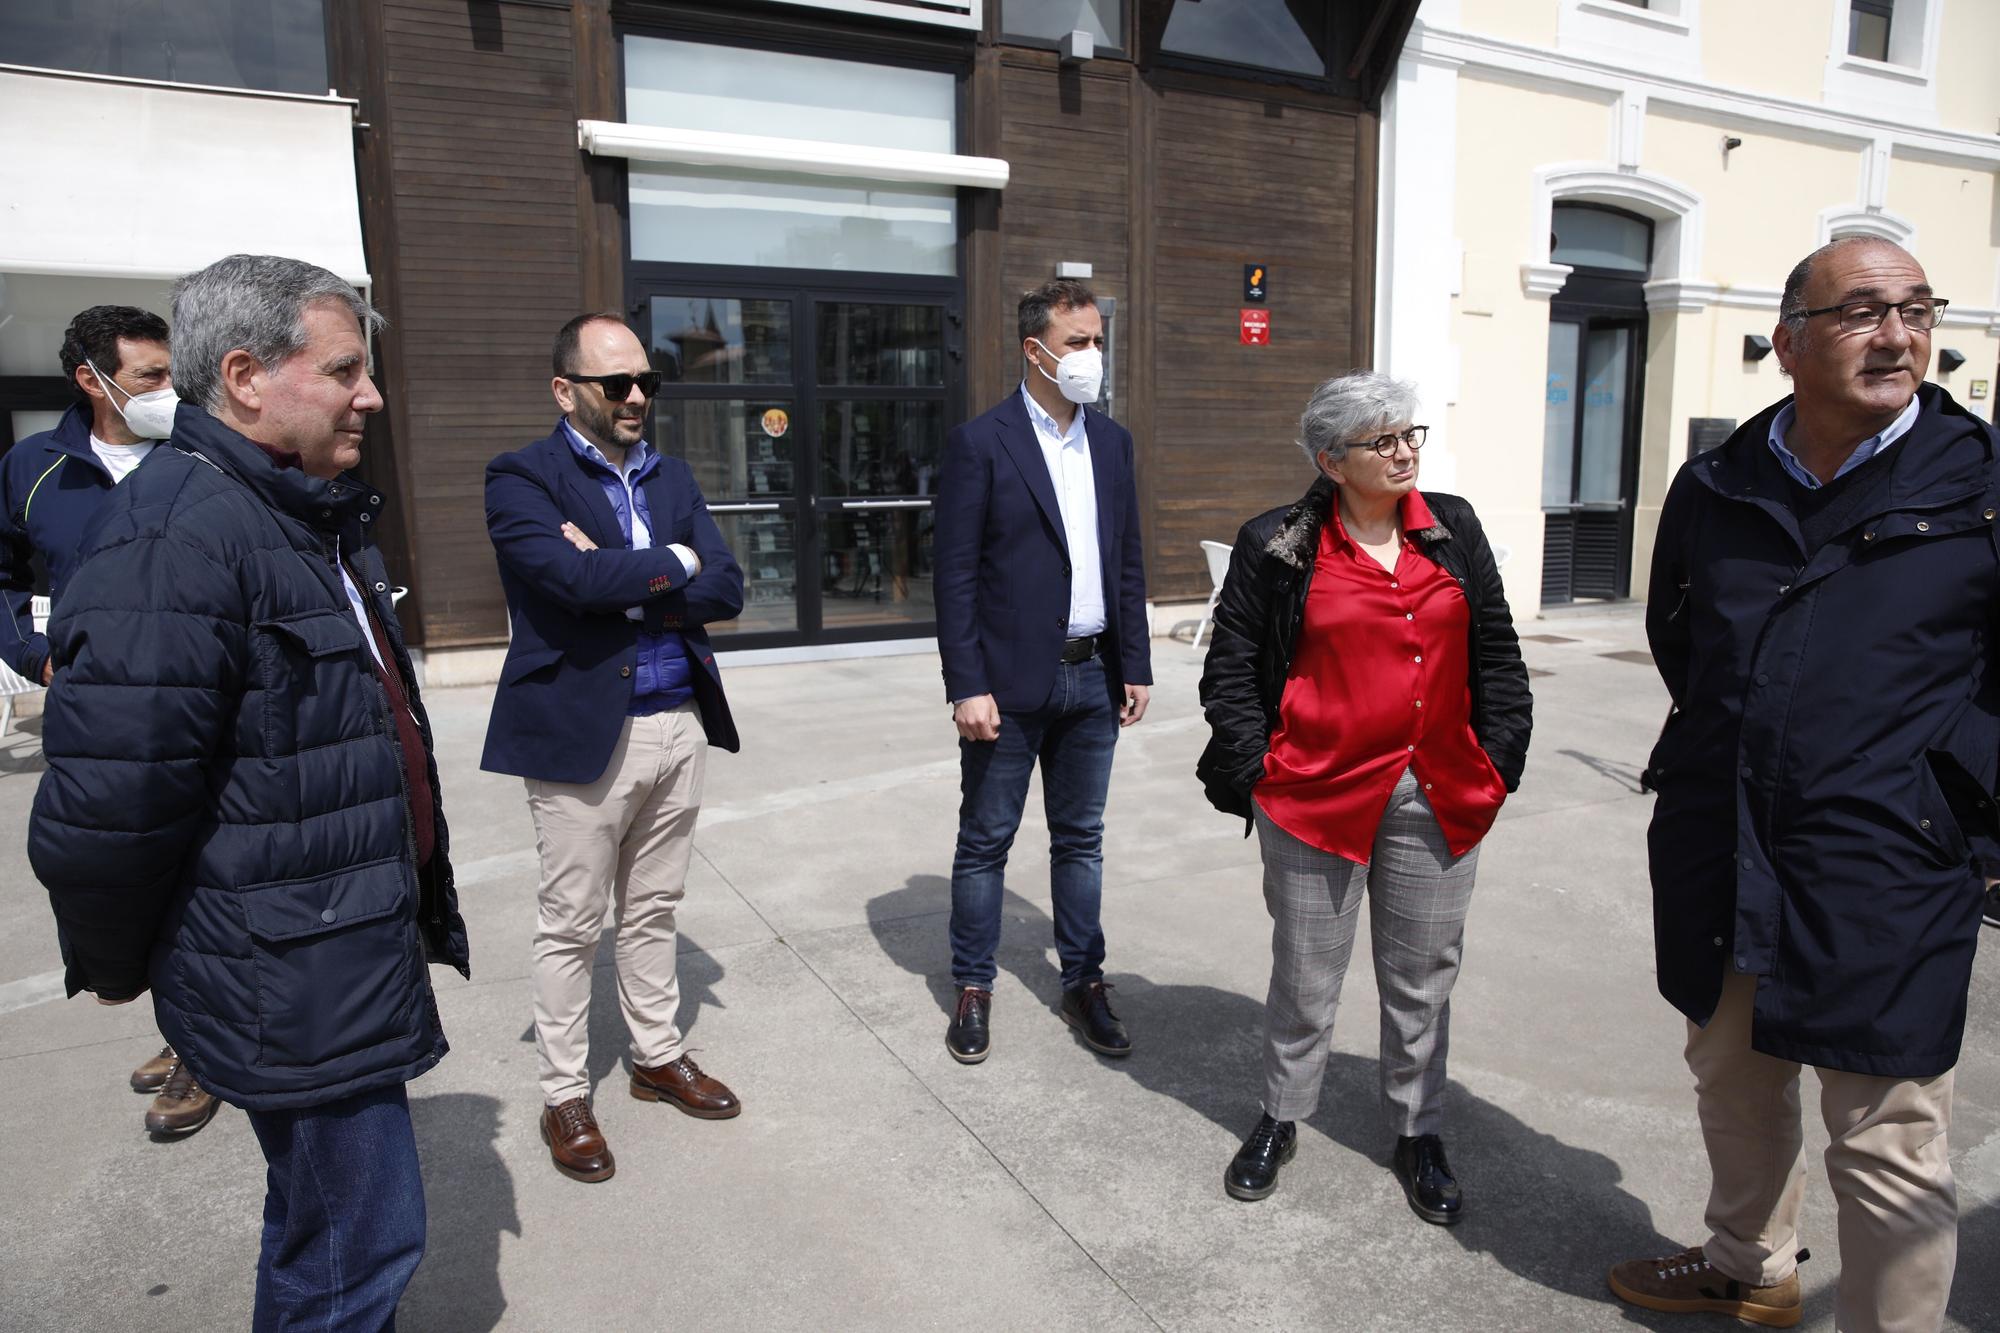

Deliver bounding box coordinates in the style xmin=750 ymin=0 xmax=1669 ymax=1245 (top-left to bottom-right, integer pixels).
xmin=1766 ymin=393 xmax=1919 ymax=490
xmin=1020 ymin=382 xmax=1087 ymax=446
xmin=1327 ymin=489 xmax=1435 ymax=553
xmin=562 ymin=417 xmax=654 ymax=479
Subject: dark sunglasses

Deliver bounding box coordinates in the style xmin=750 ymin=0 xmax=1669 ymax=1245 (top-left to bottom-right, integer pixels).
xmin=564 ymin=371 xmax=662 ymax=400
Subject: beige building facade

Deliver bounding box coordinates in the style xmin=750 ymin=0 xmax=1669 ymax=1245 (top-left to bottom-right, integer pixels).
xmin=1377 ymin=0 xmax=2000 ymax=609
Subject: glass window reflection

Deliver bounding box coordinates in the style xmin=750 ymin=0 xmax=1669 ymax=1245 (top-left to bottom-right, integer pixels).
xmin=1159 ymin=0 xmax=1327 ymax=78
xmin=0 ymin=0 xmax=329 ymax=95
xmin=818 ymin=304 xmax=946 ymax=388
xmin=654 ymin=398 xmax=795 ymax=499
xmin=818 ymin=400 xmax=945 ymax=498
xmin=651 ymin=297 xmax=792 ymax=386
xmin=821 ymin=511 xmax=934 ymax=632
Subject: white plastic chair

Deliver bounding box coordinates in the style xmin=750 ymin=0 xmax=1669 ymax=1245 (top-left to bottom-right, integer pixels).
xmin=0 ymin=596 xmax=51 ymax=736
xmin=1192 ymin=540 xmax=1233 ymax=652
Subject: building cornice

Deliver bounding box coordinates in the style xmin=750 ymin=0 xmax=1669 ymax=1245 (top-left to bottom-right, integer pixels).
xmin=1409 ymin=21 xmax=2000 ymax=167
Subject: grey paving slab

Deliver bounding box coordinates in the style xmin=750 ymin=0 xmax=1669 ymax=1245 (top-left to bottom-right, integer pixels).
xmin=0 ymin=606 xmax=1996 ymax=1331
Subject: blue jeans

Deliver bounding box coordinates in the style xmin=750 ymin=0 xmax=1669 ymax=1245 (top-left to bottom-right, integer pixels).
xmin=951 ymin=655 xmax=1120 ymax=990
xmin=245 ymin=1084 xmax=426 ymax=1332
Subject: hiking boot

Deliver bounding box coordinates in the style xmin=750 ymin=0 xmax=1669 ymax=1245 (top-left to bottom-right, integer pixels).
xmin=130 ymin=1046 xmax=176 ymax=1094
xmin=145 ymin=1060 xmax=221 ymax=1137
xmin=1607 ymin=1245 xmax=1805 ymax=1328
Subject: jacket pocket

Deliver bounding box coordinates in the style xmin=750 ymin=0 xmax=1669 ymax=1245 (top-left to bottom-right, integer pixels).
xmin=499 ymin=645 xmax=564 ymax=685
xmin=259 ymin=610 xmax=364 ymax=659
xmin=1914 ymin=755 xmax=1971 ymax=868
xmin=241 ymin=858 xmax=421 ymax=1068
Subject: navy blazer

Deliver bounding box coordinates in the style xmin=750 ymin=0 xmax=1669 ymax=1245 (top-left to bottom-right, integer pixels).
xmin=934 ymin=390 xmax=1151 ymax=712
xmin=481 ymin=424 xmax=744 ymax=784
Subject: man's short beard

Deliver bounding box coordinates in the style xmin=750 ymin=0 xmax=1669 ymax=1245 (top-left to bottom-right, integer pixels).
xmin=574 ymin=391 xmax=640 ymax=445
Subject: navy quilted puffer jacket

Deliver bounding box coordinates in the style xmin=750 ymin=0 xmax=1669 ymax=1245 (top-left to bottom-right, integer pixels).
xmin=28 ymin=404 xmax=470 ymax=1111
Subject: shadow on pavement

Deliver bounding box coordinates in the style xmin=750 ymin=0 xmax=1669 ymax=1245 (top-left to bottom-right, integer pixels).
xmin=403 ymin=1092 xmax=518 ymax=1333
xmin=515 ymin=926 xmax=728 ymax=1090
xmin=866 ymin=875 xmax=1682 ymax=1319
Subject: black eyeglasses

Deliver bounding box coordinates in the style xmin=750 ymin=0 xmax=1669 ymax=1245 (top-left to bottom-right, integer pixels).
xmin=1347 ymin=426 xmax=1428 ymax=458
xmin=1800 ymin=297 xmax=1949 ymax=334
xmin=564 ymin=371 xmax=662 ymax=400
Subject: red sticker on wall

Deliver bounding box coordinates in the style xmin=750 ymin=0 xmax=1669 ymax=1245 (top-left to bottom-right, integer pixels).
xmin=1240 ymin=309 xmax=1270 ymax=346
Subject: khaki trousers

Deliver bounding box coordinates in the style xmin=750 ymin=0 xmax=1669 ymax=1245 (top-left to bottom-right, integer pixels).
xmin=1690 ymin=971 xmax=1956 ymax=1333
xmin=528 ymin=705 xmax=707 ymax=1106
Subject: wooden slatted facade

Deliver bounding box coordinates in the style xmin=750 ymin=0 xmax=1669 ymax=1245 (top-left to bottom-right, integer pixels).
xmin=332 ymin=0 xmax=1412 ymax=649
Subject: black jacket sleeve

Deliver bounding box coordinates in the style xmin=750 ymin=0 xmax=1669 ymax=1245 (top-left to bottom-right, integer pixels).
xmin=1646 ymin=465 xmax=1698 ymax=709
xmin=1456 ymin=503 xmax=1532 ymax=792
xmin=1196 ymin=519 xmax=1279 ymax=819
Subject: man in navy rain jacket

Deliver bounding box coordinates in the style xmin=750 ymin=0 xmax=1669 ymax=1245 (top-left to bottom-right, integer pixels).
xmin=1609 ymin=238 xmax=1995 ymax=1331
xmin=482 ymin=312 xmax=743 ymax=1185
xmin=29 ymin=255 xmax=468 ymax=1330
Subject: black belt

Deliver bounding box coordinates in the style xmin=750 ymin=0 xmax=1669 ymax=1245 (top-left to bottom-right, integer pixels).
xmin=1059 ymin=634 xmax=1100 ymax=665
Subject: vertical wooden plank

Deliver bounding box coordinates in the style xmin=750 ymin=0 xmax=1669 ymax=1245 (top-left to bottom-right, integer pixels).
xmin=574 ymin=0 xmax=624 ymax=316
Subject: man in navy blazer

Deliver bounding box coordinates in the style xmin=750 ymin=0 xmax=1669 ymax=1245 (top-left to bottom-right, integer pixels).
xmin=483 ymin=313 xmax=744 ymax=1184
xmin=933 ymin=278 xmax=1153 ymax=1064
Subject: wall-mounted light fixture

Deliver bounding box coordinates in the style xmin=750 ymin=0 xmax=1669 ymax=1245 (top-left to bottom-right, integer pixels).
xmin=1744 ymin=334 xmax=1773 ymax=362
xmin=1940 ymin=348 xmax=1967 ymax=373
xmin=1722 ymin=135 xmax=1743 ymax=156
xmin=1060 ymin=30 xmax=1094 ymax=63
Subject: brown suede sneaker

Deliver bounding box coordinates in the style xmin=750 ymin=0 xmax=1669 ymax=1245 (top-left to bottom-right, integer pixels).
xmin=540 ymin=1097 xmax=615 ymax=1183
xmin=1608 ymin=1245 xmax=1804 ymax=1328
xmin=632 ymin=1054 xmax=741 ymax=1119
xmin=130 ymin=1046 xmax=176 ymax=1094
xmin=144 ymin=1060 xmax=221 ymax=1136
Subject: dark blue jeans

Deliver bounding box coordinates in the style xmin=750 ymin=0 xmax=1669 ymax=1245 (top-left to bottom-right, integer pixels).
xmin=951 ymin=655 xmax=1120 ymax=991
xmin=245 ymin=1083 xmax=426 ymax=1332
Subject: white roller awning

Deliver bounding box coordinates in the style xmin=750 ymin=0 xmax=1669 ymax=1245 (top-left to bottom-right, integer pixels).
xmin=579 ymin=119 xmax=1010 ymax=192
xmin=0 ymin=66 xmax=370 ymax=286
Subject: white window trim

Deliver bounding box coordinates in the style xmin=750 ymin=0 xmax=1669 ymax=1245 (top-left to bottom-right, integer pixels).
xmin=579 ymin=120 xmax=1010 ymax=191
xmin=1823 ymin=0 xmax=1939 ymax=123
xmin=1523 ymin=164 xmax=1707 ymax=309
xmin=1558 ymin=0 xmax=1702 ymax=82
xmin=743 ymin=0 xmax=980 ymax=30
xmin=1817 ymin=202 xmax=1917 ymax=247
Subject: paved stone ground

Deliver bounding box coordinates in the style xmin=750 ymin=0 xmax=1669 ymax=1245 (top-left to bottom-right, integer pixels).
xmin=1 ymin=605 xmax=1996 ymax=1331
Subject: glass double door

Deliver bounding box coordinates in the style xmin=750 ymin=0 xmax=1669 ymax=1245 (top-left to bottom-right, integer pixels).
xmin=641 ymin=281 xmax=961 ymax=646
xmin=1541 ymin=309 xmax=1645 ymax=603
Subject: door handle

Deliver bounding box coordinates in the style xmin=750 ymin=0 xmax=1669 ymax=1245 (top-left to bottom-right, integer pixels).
xmin=710 ymin=502 xmax=783 ymax=514
xmin=840 ymin=499 xmax=931 ymax=509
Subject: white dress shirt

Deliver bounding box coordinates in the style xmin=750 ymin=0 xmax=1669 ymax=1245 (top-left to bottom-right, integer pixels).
xmin=1766 ymin=393 xmax=1919 ymax=489
xmin=1020 ymin=383 xmax=1105 ymax=638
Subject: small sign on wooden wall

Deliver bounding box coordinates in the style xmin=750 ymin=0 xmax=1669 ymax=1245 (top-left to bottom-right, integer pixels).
xmin=1240 ymin=308 xmax=1270 ymax=346
xmin=1244 ymin=264 xmax=1268 ymax=303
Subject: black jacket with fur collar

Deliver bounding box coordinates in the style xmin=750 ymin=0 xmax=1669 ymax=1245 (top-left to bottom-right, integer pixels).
xmin=1195 ymin=477 xmax=1533 ymax=828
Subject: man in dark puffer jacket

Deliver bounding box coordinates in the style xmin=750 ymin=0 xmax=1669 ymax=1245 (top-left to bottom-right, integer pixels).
xmin=29 ymin=254 xmax=469 ymax=1331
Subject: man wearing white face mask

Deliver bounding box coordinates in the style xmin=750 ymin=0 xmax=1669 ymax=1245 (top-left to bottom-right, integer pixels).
xmin=0 ymin=304 xmax=217 ymax=1137
xmin=934 ymin=278 xmax=1153 ymax=1064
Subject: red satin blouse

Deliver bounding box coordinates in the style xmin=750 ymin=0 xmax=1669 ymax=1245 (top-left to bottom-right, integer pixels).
xmin=1254 ymin=490 xmax=1505 ymax=864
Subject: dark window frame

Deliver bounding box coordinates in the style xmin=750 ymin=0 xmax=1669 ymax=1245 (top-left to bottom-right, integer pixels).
xmin=1849 ymin=0 xmax=1895 ymax=61
xmin=1137 ymin=0 xmax=1368 ymax=99
xmin=998 ymin=0 xmax=1131 ymax=58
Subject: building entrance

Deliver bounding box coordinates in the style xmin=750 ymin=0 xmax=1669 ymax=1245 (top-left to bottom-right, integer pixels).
xmin=639 ymin=276 xmax=962 ymax=648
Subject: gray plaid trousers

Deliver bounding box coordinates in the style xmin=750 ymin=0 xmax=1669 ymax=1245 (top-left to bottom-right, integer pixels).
xmin=1254 ymin=768 xmax=1480 ymax=1133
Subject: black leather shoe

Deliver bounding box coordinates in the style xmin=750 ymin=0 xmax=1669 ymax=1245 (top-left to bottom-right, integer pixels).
xmin=1224 ymin=1113 xmax=1296 ymax=1201
xmin=947 ymin=986 xmax=991 ymax=1064
xmin=1983 ymin=884 xmax=2000 ymax=929
xmin=1060 ymin=980 xmax=1131 ymax=1056
xmin=1392 ymin=1133 xmax=1463 ymax=1225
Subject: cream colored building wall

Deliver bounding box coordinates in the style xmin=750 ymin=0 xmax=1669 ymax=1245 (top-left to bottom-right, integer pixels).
xmin=1389 ymin=0 xmax=2000 ymax=613
xmin=1449 ymin=78 xmax=1614 ymax=611
xmin=1699 ymin=0 xmax=1830 ymax=106
xmin=1644 ymin=109 xmax=1861 ymax=285
xmin=1933 ymin=1 xmax=2000 ymax=137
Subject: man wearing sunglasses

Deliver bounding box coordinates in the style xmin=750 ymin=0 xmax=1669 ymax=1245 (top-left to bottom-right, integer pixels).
xmin=1612 ymin=238 xmax=1999 ymax=1328
xmin=482 ymin=312 xmax=744 ymax=1184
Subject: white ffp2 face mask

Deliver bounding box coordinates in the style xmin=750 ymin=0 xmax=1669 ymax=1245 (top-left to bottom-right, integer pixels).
xmin=87 ymin=358 xmax=178 ymax=440
xmin=1031 ymin=338 xmax=1104 ymax=406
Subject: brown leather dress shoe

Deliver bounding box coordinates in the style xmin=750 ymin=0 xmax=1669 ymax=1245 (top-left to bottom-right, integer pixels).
xmin=540 ymin=1097 xmax=615 ymax=1183
xmin=130 ymin=1045 xmax=176 ymax=1094
xmin=631 ymin=1054 xmax=741 ymax=1119
xmin=145 ymin=1060 xmax=220 ymax=1136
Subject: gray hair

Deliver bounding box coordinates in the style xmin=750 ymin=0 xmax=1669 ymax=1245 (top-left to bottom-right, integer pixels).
xmin=1778 ymin=235 xmax=1907 ymax=343
xmin=1296 ymin=370 xmax=1421 ymax=468
xmin=170 ymin=254 xmax=384 ymax=411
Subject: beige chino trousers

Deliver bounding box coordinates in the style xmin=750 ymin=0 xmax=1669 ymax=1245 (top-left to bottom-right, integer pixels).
xmin=528 ymin=704 xmax=707 ymax=1107
xmin=1690 ymin=971 xmax=1956 ymax=1333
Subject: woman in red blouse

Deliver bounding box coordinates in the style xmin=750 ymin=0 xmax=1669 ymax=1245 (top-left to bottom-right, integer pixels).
xmin=1196 ymin=371 xmax=1532 ymax=1221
